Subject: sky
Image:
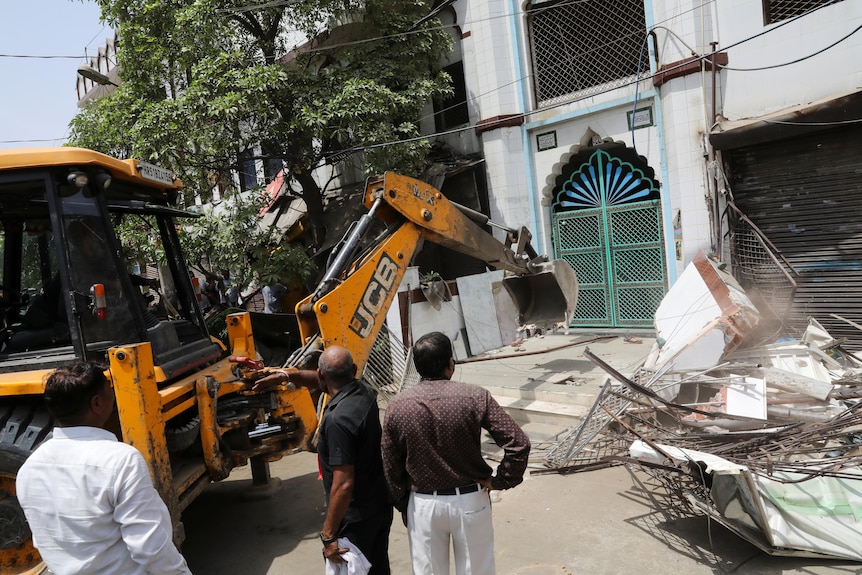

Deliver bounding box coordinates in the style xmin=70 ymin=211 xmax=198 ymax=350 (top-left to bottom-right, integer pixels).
xmin=0 ymin=1 xmax=111 ymax=150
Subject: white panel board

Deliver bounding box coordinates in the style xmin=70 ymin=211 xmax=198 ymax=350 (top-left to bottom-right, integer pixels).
xmin=457 ymin=270 xmax=504 ymax=355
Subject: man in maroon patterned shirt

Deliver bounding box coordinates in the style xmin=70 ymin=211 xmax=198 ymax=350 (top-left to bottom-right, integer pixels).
xmin=381 ymin=331 xmax=530 ymax=575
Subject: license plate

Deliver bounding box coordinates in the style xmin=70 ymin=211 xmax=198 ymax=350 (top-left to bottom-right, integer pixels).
xmin=138 ymin=162 xmax=174 ymax=186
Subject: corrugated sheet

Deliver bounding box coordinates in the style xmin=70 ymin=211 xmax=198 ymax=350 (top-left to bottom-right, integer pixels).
xmin=728 ymin=125 xmax=862 ymax=349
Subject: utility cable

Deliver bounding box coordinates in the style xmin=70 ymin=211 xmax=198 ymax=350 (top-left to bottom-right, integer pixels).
xmin=6 ymin=0 xmax=847 ymax=152
xmin=287 ymin=0 xmax=717 ymax=56
xmin=0 ymin=138 xmax=68 ymax=144
xmin=0 ymin=53 xmax=87 ymax=59
xmin=718 ymin=22 xmax=862 ymax=71
xmin=330 ymin=0 xmax=854 ymax=160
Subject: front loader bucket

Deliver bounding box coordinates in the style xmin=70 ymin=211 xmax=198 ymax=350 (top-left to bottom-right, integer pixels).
xmin=503 ymin=259 xmax=578 ymax=326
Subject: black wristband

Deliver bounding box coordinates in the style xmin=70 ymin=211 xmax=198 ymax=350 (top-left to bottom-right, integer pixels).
xmin=320 ymin=532 xmax=338 ymax=545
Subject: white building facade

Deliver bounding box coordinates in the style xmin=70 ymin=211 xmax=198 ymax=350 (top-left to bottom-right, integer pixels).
xmin=446 ymin=0 xmax=862 ymax=340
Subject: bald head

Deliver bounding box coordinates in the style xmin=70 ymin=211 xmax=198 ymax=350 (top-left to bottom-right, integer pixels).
xmin=318 ymin=346 xmax=357 ymax=390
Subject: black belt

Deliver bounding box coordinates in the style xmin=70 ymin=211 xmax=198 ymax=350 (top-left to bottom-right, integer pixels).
xmin=417 ymin=483 xmax=481 ymax=496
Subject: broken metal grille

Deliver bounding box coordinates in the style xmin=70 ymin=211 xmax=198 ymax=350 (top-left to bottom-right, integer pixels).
xmin=361 ymin=323 xmax=419 ymax=401
xmin=544 ymin=378 xmax=640 ymax=469
xmin=632 ymin=463 xmax=710 ymax=519
xmin=763 ymin=0 xmax=845 ymax=24
xmin=726 ymin=125 xmax=862 ymax=350
xmin=528 ymin=0 xmax=647 ymax=106
xmin=728 ymin=217 xmax=797 ymax=323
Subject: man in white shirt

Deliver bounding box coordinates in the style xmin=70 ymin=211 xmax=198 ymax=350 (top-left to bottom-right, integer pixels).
xmin=16 ymin=362 xmax=192 ymax=575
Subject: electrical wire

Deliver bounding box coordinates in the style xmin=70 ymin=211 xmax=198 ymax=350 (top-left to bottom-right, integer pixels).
xmin=322 ymin=1 xmax=858 ymax=162
xmin=629 ymin=34 xmax=651 ymax=152
xmin=0 ymin=53 xmax=87 ymax=59
xmin=4 ymin=0 xmax=850 ymax=153
xmin=217 ymin=0 xmax=306 ymax=12
xmin=235 ymin=0 xmax=718 ymax=150
xmin=84 ymin=26 xmax=111 ymax=51
xmin=628 ymin=0 xmax=847 ymax=148
xmin=718 ymin=22 xmax=862 ymax=71
xmin=0 ymin=138 xmax=68 ymax=144
xmin=284 ymin=0 xmax=717 ymax=57
xmin=765 ymin=117 xmax=862 ymax=126
xmin=650 ymin=24 xmax=701 ymax=58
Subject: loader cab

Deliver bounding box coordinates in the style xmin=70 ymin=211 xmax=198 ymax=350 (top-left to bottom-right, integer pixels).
xmin=0 ymin=149 xmax=222 ymax=379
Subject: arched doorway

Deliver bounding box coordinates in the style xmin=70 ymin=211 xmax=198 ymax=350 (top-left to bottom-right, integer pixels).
xmin=550 ymin=142 xmax=666 ymax=328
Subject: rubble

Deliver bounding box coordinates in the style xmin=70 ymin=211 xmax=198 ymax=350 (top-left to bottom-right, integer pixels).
xmin=540 ymin=252 xmax=862 ymax=562
xmin=645 ymin=252 xmax=760 ymax=375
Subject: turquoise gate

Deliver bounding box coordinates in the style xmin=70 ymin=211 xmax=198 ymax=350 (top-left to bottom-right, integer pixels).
xmin=551 ymin=146 xmax=666 ymax=328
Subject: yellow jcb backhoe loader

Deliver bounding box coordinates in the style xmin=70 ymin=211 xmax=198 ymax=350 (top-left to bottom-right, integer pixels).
xmin=0 ymin=149 xmax=575 ymax=574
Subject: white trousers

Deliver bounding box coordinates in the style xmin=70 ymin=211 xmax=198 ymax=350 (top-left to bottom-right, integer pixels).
xmin=407 ymin=489 xmax=495 ymax=575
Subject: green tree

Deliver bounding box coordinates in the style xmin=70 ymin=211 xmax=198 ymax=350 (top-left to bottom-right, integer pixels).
xmin=115 ymin=193 xmax=315 ymax=296
xmin=179 ymin=191 xmax=316 ymax=291
xmin=69 ymin=0 xmax=453 ymax=255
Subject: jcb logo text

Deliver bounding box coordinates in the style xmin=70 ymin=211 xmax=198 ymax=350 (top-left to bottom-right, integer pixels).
xmin=349 ymin=253 xmax=400 ymax=338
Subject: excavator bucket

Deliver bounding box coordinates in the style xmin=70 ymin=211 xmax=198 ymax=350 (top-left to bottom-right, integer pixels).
xmin=502 ymin=259 xmax=579 ymax=326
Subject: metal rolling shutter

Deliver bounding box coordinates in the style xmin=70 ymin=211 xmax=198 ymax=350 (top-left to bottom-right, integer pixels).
xmin=728 ymin=125 xmax=862 ymax=350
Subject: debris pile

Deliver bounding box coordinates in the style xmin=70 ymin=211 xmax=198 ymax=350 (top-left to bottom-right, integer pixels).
xmin=543 ymin=252 xmax=862 ymax=561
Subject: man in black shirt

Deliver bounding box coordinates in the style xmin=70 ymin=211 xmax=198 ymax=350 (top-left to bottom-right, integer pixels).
xmin=317 ymin=346 xmax=392 ymax=574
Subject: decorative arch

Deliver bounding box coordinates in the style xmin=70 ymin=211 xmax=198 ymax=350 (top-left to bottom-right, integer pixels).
xmin=552 ymin=144 xmax=660 ymax=212
xmin=547 ymin=134 xmax=666 ymax=329
xmin=542 ymin=128 xmax=610 ymax=206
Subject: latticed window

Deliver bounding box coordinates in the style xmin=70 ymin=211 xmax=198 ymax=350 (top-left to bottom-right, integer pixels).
xmin=527 ymin=0 xmax=647 ymax=107
xmin=763 ymin=0 xmax=845 ymax=24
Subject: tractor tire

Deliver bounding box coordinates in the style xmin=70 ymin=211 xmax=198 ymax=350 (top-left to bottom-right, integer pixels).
xmin=165 ymin=416 xmax=201 ymax=453
xmin=0 ymin=403 xmax=53 ymax=575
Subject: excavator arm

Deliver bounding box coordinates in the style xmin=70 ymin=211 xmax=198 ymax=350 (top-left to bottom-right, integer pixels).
xmin=292 ymin=172 xmax=578 ymax=373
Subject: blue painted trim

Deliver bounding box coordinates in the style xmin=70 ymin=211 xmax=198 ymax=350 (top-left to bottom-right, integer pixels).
xmin=523 ymin=131 xmax=544 ymax=254
xmin=508 ymin=0 xmax=544 ymax=254
xmin=523 ymin=84 xmax=676 ymax=282
xmin=508 ymin=0 xmax=527 ymax=116
xmin=642 ymin=0 xmax=677 ymax=284
xmin=652 ymin=91 xmax=677 ymax=284
xmin=524 ymin=89 xmax=660 ymax=131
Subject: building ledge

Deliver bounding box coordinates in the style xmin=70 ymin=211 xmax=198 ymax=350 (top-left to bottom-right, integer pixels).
xmin=653 ymin=53 xmax=728 ymax=87
xmin=476 ymin=114 xmax=524 ymax=135
xmin=709 ymin=89 xmax=862 ymax=150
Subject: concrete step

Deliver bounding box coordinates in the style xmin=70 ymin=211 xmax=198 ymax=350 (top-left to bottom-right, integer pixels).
xmin=481 ymin=421 xmax=574 ymax=467
xmin=484 ymin=383 xmax=602 ymax=408
xmin=492 ymin=393 xmax=589 ymax=428
xmin=515 ymin=420 xmax=570 ymax=443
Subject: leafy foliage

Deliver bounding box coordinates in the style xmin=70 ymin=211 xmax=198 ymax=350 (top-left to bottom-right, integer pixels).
xmin=70 ymin=0 xmax=453 ymax=240
xmin=178 ymin=189 xmax=316 ymax=290
xmin=113 ymin=195 xmax=314 ymax=296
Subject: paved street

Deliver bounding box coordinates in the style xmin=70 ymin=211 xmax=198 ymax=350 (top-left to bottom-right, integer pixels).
xmin=180 ymin=333 xmax=862 ymax=574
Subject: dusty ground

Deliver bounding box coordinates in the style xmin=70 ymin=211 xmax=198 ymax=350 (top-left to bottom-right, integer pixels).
xmin=180 ymin=334 xmax=862 ymax=574
xmin=181 ymin=450 xmax=861 ymax=575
